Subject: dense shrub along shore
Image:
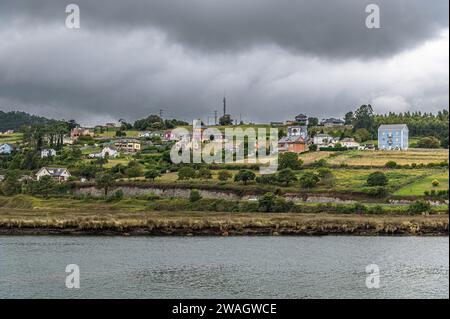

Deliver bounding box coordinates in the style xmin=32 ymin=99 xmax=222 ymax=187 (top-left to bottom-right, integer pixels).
xmin=0 ymin=195 xmax=448 ymax=236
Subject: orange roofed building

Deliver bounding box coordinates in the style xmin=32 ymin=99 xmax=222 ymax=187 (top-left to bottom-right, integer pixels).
xmin=278 ymin=135 xmax=308 ymax=153
xmin=278 ymin=125 xmax=309 ymax=153
xmin=71 ymin=127 xmax=94 ymax=140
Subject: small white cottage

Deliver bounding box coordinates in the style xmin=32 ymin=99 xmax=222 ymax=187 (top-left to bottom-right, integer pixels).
xmin=36 ymin=167 xmax=71 ymax=182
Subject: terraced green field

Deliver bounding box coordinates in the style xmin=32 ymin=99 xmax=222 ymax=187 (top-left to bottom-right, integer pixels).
xmin=299 ymin=149 xmax=448 ymax=166
xmin=0 ymin=133 xmax=23 ymax=144
xmin=394 ymin=171 xmax=449 ymax=196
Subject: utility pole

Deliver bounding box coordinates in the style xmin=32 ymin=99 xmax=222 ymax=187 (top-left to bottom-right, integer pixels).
xmin=223 ymin=96 xmax=227 ymax=116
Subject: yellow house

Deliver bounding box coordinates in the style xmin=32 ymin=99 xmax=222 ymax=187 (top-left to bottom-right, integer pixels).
xmin=114 ymin=139 xmax=141 ymax=153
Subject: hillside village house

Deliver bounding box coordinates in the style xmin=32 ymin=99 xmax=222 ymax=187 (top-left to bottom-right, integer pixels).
xmin=287 ymin=125 xmax=308 ymax=140
xmin=378 ymin=124 xmax=409 ymax=150
xmin=114 ymin=139 xmax=141 ymax=153
xmin=36 ymin=167 xmax=71 ymax=182
xmin=62 ymin=135 xmax=74 ymax=145
xmin=321 ymin=118 xmax=345 ymax=127
xmin=278 ymin=136 xmax=308 ymax=154
xmin=0 ymin=143 xmax=13 ymax=154
xmin=89 ymin=146 xmax=119 ymax=159
xmin=166 ymin=129 xmax=194 ymax=141
xmin=40 ymin=149 xmax=57 ymax=158
xmin=0 ymin=175 xmax=4 ymax=182
xmin=71 ymin=127 xmax=94 ymax=140
xmin=294 ymin=114 xmax=308 ymax=125
xmin=138 ymin=131 xmax=159 ymax=138
xmin=278 ymin=126 xmax=309 ymax=154
xmin=340 ymin=138 xmax=360 ymax=149
xmin=270 ymin=122 xmax=284 ymax=127
xmin=313 ymin=134 xmax=335 ymax=146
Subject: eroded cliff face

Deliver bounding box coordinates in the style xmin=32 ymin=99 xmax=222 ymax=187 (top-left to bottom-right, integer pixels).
xmin=74 ymin=186 xmax=241 ymax=201
xmin=73 ymin=185 xmax=448 ymax=206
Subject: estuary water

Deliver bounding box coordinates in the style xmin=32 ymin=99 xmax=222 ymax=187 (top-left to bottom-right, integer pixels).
xmin=0 ymin=236 xmax=448 ymax=299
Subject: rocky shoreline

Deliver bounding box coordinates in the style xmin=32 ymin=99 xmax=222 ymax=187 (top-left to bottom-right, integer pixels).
xmin=1 ymin=224 xmax=448 ymax=236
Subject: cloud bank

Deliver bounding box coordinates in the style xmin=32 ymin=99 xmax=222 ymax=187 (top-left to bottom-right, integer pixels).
xmin=0 ymin=0 xmax=448 ymax=125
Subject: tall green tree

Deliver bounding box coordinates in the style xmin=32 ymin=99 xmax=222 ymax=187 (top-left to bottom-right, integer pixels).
xmin=234 ymin=170 xmax=256 ymax=185
xmin=279 ymin=152 xmax=303 ymax=170
xmin=353 ymin=105 xmax=375 ymax=135
xmin=95 ymin=173 xmax=116 ymax=196
xmin=277 ymin=169 xmax=297 ymax=186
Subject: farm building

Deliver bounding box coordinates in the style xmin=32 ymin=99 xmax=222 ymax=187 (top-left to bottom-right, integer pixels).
xmin=0 ymin=143 xmax=13 ymax=154
xmin=378 ymin=124 xmax=409 ymax=150
xmin=36 ymin=167 xmax=71 ymax=182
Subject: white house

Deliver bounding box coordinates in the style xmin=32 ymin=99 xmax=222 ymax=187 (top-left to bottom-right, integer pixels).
xmin=313 ymin=134 xmax=335 ymax=146
xmin=89 ymin=146 xmax=119 ymax=159
xmin=41 ymin=149 xmax=57 ymax=158
xmin=0 ymin=175 xmax=5 ymax=182
xmin=0 ymin=143 xmax=13 ymax=154
xmin=321 ymin=118 xmax=345 ymax=127
xmin=340 ymin=138 xmax=360 ymax=149
xmin=36 ymin=167 xmax=71 ymax=182
xmin=63 ymin=135 xmax=74 ymax=145
xmin=138 ymin=131 xmax=151 ymax=138
xmin=287 ymin=125 xmax=308 ymax=139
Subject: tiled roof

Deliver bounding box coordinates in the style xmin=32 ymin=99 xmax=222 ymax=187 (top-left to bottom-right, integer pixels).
xmin=41 ymin=167 xmax=69 ymax=176
xmin=278 ymin=136 xmax=306 ymax=143
xmin=378 ymin=124 xmax=408 ymax=130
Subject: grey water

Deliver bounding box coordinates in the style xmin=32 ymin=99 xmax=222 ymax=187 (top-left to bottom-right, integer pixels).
xmin=0 ymin=236 xmax=448 ymax=299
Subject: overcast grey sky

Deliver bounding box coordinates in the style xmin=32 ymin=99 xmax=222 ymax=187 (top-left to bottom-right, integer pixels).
xmin=0 ymin=0 xmax=448 ymax=125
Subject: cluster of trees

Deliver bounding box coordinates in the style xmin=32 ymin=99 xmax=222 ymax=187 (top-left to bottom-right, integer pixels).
xmin=0 ymin=111 xmax=67 ymax=131
xmin=0 ymin=171 xmax=70 ymax=198
xmin=0 ymin=147 xmax=83 ymax=171
xmin=375 ymin=109 xmax=448 ymax=143
xmin=133 ymin=115 xmax=188 ymax=131
xmin=343 ymin=105 xmax=449 ymax=147
xmin=20 ymin=122 xmax=75 ymax=151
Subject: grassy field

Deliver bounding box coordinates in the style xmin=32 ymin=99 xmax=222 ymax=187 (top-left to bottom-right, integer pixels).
xmin=96 ymin=129 xmax=140 ymax=138
xmin=1 ymin=195 xmax=447 ymax=213
xmin=80 ymin=146 xmax=101 ymax=155
xmin=299 ymin=149 xmax=449 ymax=166
xmin=152 ymin=167 xmax=447 ymax=194
xmin=394 ymin=171 xmax=449 ymax=196
xmin=1 ymin=209 xmax=447 ymax=235
xmin=103 ymin=157 xmax=135 ymax=168
xmin=0 ymin=133 xmax=23 ymax=144
xmin=361 ymin=137 xmax=422 ymax=147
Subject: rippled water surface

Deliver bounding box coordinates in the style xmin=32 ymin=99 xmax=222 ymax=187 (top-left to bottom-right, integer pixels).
xmin=0 ymin=236 xmax=448 ymax=298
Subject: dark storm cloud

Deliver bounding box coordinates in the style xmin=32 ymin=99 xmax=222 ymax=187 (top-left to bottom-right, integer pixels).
xmin=0 ymin=0 xmax=448 ymax=125
xmin=0 ymin=0 xmax=448 ymax=58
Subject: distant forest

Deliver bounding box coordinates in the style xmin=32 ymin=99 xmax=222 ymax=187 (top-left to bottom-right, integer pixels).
xmin=0 ymin=111 xmax=62 ymax=131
